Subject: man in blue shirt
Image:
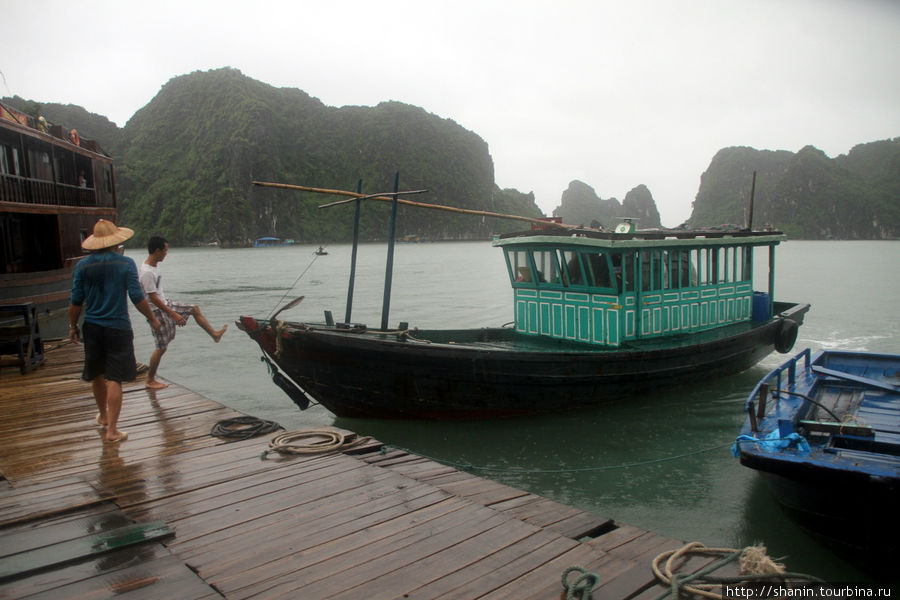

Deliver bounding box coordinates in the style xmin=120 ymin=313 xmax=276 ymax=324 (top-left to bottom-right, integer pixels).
xmin=69 ymin=219 xmax=161 ymax=443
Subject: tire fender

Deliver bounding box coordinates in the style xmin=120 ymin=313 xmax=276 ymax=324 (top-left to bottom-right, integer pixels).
xmin=774 ymin=318 xmax=799 ymax=354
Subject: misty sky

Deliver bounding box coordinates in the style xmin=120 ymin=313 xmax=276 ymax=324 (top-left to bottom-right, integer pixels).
xmin=2 ymin=0 xmax=898 ymax=226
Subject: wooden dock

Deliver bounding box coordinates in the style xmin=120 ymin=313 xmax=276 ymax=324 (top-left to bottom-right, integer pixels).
xmin=0 ymin=340 xmax=711 ymax=599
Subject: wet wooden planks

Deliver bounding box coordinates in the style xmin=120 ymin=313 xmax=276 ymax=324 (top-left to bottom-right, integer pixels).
xmin=0 ymin=340 xmax=700 ymax=599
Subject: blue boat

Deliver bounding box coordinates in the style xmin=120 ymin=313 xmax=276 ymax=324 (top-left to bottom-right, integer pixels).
xmin=252 ymin=237 xmax=296 ymax=247
xmin=734 ymin=348 xmax=900 ymax=573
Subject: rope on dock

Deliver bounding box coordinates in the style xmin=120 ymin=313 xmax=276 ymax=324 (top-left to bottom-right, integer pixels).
xmin=211 ymin=416 xmax=283 ymax=441
xmin=649 ymin=542 xmax=822 ymax=600
xmin=261 ymin=429 xmax=373 ymax=459
xmin=561 ymin=566 xmax=601 ymax=599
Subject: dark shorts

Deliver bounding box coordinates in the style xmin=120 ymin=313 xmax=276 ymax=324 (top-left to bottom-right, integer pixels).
xmin=82 ymin=321 xmax=137 ymax=383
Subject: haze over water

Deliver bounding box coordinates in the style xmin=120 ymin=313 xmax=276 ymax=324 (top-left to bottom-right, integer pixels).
xmin=123 ymin=240 xmax=899 ymax=580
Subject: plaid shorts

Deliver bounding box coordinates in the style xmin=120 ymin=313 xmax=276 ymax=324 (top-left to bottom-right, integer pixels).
xmin=150 ymin=301 xmax=194 ymax=350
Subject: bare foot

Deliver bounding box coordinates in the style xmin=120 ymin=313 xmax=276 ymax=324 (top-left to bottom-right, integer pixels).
xmin=213 ymin=324 xmax=228 ymax=343
xmin=104 ymin=430 xmax=128 ymax=443
xmin=145 ymin=380 xmax=168 ymax=389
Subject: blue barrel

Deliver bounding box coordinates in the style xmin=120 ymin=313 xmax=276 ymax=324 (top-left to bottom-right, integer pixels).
xmin=752 ymin=291 xmax=770 ymax=321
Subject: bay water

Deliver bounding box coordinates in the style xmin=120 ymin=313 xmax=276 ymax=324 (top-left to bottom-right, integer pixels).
xmin=119 ymin=239 xmax=898 ymax=580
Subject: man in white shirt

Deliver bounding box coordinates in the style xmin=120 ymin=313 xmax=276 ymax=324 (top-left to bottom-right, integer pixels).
xmin=139 ymin=236 xmax=227 ymax=389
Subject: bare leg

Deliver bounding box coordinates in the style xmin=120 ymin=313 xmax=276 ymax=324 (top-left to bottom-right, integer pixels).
xmin=145 ymin=347 xmax=169 ymax=389
xmin=93 ymin=377 xmax=108 ymax=425
xmin=104 ymin=380 xmax=127 ymax=442
xmin=190 ymin=306 xmax=227 ymax=342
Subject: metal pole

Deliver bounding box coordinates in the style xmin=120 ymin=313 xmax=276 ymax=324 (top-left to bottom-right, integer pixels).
xmin=381 ymin=172 xmax=400 ymax=330
xmin=344 ymin=179 xmax=362 ymax=324
xmin=747 ymin=171 xmax=757 ymax=230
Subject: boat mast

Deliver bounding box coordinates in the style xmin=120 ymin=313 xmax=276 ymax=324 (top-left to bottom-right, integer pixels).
xmin=381 ymin=173 xmax=400 ymax=330
xmin=345 ymin=179 xmax=362 ymax=324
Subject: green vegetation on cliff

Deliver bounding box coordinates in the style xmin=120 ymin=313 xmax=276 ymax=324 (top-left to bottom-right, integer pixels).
xmin=688 ymin=140 xmax=899 ymax=239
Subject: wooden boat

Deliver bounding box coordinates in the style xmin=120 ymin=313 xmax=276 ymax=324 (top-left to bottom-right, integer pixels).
xmin=734 ymin=348 xmax=899 ymax=573
xmin=1 ymin=102 xmax=118 ymax=314
xmin=239 ymin=182 xmax=809 ymax=418
xmin=252 ymin=237 xmax=296 ymax=247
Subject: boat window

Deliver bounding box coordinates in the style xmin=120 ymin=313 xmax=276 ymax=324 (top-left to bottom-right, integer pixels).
xmin=532 ymin=250 xmax=563 ymax=284
xmin=0 ymin=141 xmax=20 ymax=176
xmin=641 ymin=250 xmax=667 ymax=291
xmin=739 ymin=246 xmax=752 ymax=281
xmin=667 ymin=250 xmax=695 ymax=288
xmin=581 ymin=252 xmax=616 ymax=291
xmin=561 ymin=250 xmax=586 ymax=286
xmin=506 ymin=250 xmax=533 ymax=283
xmin=617 ymin=253 xmax=635 ymax=293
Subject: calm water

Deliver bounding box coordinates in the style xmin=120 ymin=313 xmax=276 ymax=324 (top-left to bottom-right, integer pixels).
xmin=117 ymin=239 xmax=898 ymax=581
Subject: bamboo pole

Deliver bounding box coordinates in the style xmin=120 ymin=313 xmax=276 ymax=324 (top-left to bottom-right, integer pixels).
xmin=251 ymin=180 xmax=579 ymax=230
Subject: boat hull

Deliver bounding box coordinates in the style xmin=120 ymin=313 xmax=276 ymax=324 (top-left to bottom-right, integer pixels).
xmin=239 ymin=302 xmax=808 ymax=419
xmin=0 ymin=266 xmax=76 ymax=314
xmin=735 ymin=349 xmax=900 ymax=574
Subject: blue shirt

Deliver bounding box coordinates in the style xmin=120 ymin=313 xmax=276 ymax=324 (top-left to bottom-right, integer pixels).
xmin=70 ymin=251 xmax=146 ymax=330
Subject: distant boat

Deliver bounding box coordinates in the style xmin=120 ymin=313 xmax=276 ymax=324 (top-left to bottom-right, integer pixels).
xmin=314 ymin=246 xmax=328 ymax=255
xmin=1 ymin=102 xmax=118 ymax=313
xmin=252 ymin=237 xmax=296 ymax=247
xmin=734 ymin=348 xmax=899 ymax=574
xmin=238 ymin=182 xmax=810 ymax=419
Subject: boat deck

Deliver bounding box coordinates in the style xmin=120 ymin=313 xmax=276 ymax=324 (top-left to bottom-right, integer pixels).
xmin=0 ymin=340 xmax=720 ymax=599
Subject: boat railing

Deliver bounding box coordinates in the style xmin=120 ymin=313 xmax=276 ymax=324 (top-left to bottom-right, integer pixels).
xmin=745 ymin=348 xmax=812 ymax=432
xmin=0 ymin=172 xmax=99 ymax=208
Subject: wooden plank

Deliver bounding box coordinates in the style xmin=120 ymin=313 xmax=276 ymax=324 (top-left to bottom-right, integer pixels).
xmin=0 ymin=521 xmax=172 ymax=581
xmin=0 ymin=548 xmax=218 ymax=600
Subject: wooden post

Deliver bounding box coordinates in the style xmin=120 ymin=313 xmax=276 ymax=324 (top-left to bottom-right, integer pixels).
xmin=756 ymin=383 xmax=768 ymax=421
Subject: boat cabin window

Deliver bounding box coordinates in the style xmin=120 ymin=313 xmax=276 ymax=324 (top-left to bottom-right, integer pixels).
xmin=532 ymin=250 xmax=563 ymax=284
xmin=507 ymin=250 xmax=533 ymax=282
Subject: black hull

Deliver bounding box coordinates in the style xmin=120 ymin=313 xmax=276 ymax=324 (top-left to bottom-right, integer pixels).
xmin=240 ymin=303 xmax=808 ymax=420
xmin=742 ymin=458 xmax=898 ymax=575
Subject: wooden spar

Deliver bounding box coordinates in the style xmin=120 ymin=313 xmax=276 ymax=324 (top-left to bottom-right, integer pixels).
xmin=251 ymin=180 xmax=579 ymax=229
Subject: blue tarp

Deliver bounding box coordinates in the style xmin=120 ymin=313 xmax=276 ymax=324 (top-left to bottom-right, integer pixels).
xmin=731 ymin=429 xmax=810 ymax=457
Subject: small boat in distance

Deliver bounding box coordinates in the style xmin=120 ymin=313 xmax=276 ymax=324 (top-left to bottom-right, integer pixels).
xmin=734 ymin=348 xmax=899 ymax=574
xmin=252 ymin=237 xmax=296 ymax=247
xmin=1 ymin=102 xmax=119 ymax=314
xmin=238 ymin=181 xmax=810 ymax=419
xmin=314 ymin=246 xmax=328 ymax=255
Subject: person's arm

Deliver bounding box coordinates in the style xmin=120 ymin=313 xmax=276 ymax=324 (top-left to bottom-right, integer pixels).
xmin=135 ymin=298 xmax=162 ymax=331
xmin=68 ymin=303 xmax=82 ymax=342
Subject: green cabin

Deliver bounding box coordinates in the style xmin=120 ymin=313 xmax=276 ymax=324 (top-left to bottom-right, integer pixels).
xmin=493 ymin=228 xmax=785 ymax=347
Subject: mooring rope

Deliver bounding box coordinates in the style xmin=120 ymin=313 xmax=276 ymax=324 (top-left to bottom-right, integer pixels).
xmin=211 ymin=416 xmax=284 ymax=441
xmin=649 ymin=542 xmax=822 ymax=600
xmin=561 ymin=566 xmax=602 ymax=600
xmin=266 ymin=252 xmax=320 ymax=320
xmin=384 ymin=441 xmax=734 ymax=475
xmin=261 ymin=429 xmax=374 ymax=459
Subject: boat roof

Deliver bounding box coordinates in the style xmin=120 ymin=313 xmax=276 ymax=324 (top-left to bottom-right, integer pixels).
xmin=493 ymin=228 xmax=786 ymax=249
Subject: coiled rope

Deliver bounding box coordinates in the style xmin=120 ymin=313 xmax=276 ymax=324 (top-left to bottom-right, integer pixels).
xmin=562 ymin=543 xmax=821 ymax=600
xmin=561 ymin=566 xmax=601 ymax=599
xmin=261 ymin=429 xmax=373 ymax=459
xmin=211 ymin=416 xmax=283 ymax=441
xmin=649 ymin=542 xmax=822 ymax=600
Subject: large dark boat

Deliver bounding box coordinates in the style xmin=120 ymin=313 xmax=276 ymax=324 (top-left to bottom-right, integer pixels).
xmin=239 ymin=182 xmax=810 ymax=419
xmin=1 ymin=102 xmax=117 ymax=314
xmin=734 ymin=348 xmax=899 ymax=574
